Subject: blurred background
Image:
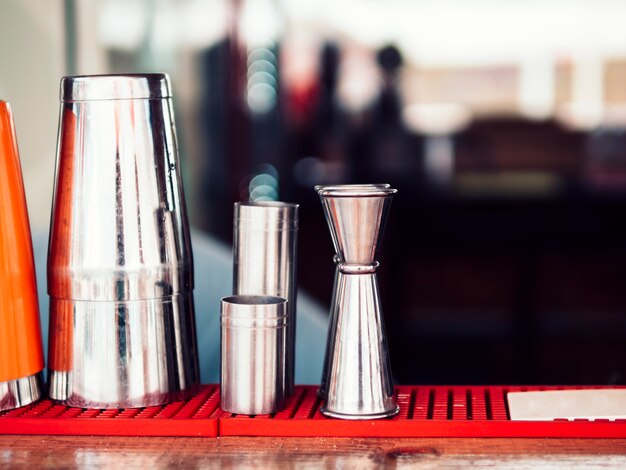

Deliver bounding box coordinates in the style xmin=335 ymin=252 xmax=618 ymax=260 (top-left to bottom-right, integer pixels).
xmin=2 ymin=0 xmax=626 ymax=385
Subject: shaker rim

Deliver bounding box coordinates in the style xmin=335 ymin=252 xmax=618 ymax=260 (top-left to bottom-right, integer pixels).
xmin=60 ymin=73 xmax=171 ymax=102
xmin=221 ymin=295 xmax=287 ymax=306
xmin=220 ymin=295 xmax=288 ymax=321
xmin=234 ymin=200 xmax=299 ymax=225
xmin=235 ymin=201 xmax=299 ymax=210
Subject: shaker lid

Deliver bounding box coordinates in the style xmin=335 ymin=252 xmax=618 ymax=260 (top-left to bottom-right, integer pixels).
xmin=60 ymin=74 xmax=171 ymax=101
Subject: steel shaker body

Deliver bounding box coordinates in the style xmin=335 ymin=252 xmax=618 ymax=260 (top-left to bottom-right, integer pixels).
xmin=47 ymin=74 xmax=199 ymax=408
xmin=233 ymin=201 xmax=298 ymax=395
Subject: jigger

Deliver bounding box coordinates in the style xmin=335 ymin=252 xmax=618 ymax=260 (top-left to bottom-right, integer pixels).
xmin=0 ymin=101 xmax=44 ymax=411
xmin=47 ymin=74 xmax=199 ymax=408
xmin=317 ymin=184 xmax=399 ymax=420
xmin=316 ymin=185 xmax=391 ymax=400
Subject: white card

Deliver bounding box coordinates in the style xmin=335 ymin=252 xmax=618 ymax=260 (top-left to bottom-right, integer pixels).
xmin=507 ymin=389 xmax=626 ymax=421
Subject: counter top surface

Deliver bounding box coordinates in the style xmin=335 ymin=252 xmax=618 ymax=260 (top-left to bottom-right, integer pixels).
xmin=2 ymin=435 xmax=625 ymax=469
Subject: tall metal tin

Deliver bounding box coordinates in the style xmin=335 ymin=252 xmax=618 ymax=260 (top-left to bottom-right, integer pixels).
xmin=233 ymin=201 xmax=298 ymax=395
xmin=47 ymin=74 xmax=199 ymax=408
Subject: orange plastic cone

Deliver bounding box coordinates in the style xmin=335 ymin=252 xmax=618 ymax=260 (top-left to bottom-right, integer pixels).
xmin=0 ymin=101 xmax=44 ymax=411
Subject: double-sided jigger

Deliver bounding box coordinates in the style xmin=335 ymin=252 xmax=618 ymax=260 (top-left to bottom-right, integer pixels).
xmin=316 ymin=184 xmax=391 ymax=400
xmin=316 ymin=184 xmax=399 ymax=420
xmin=47 ymin=74 xmax=199 ymax=408
xmin=0 ymin=101 xmax=44 ymax=411
xmin=220 ymin=295 xmax=287 ymax=414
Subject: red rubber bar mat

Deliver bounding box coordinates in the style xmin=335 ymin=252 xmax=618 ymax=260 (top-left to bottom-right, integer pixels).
xmin=0 ymin=385 xmax=220 ymax=437
xmin=219 ymin=385 xmax=626 ymax=438
xmin=2 ymin=385 xmax=626 ymax=438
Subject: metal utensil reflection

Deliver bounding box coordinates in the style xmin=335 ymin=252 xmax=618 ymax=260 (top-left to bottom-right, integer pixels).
xmin=47 ymin=74 xmax=199 ymax=408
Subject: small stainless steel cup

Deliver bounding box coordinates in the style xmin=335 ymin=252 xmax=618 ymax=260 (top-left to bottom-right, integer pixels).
xmin=220 ymin=295 xmax=287 ymax=415
xmin=233 ymin=201 xmax=298 ymax=395
xmin=47 ymin=74 xmax=199 ymax=408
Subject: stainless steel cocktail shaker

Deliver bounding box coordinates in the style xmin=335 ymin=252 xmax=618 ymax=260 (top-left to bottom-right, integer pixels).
xmin=316 ymin=184 xmax=399 ymax=420
xmin=233 ymin=201 xmax=298 ymax=395
xmin=47 ymin=74 xmax=199 ymax=408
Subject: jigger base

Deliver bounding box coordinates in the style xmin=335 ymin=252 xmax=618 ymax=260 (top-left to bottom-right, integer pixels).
xmin=320 ymin=404 xmax=400 ymax=420
xmin=0 ymin=371 xmax=44 ymax=411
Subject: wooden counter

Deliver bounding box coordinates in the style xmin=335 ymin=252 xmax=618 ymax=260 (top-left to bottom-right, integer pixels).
xmin=2 ymin=435 xmax=625 ymax=468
